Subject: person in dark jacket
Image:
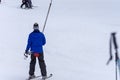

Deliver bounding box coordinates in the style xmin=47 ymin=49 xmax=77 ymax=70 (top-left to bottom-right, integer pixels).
xmin=24 ymin=23 xmax=47 ymax=79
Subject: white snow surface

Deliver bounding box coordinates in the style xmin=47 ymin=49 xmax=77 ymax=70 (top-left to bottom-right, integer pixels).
xmin=0 ymin=0 xmax=120 ymax=80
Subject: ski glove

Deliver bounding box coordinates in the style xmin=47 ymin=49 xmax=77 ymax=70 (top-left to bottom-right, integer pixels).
xmin=24 ymin=50 xmax=29 ymax=58
xmin=24 ymin=53 xmax=28 ymax=58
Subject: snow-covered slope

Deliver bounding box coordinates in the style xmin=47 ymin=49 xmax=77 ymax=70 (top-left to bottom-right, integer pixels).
xmin=0 ymin=0 xmax=120 ymax=80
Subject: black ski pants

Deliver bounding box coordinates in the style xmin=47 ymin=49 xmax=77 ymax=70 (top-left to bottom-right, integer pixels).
xmin=29 ymin=53 xmax=47 ymax=76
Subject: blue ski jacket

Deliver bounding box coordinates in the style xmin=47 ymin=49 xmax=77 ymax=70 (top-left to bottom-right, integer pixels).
xmin=25 ymin=30 xmax=46 ymax=54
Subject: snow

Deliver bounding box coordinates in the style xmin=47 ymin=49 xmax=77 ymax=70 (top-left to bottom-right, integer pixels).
xmin=0 ymin=0 xmax=120 ymax=80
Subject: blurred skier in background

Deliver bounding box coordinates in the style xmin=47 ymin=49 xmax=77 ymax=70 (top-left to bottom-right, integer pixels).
xmin=21 ymin=0 xmax=32 ymax=9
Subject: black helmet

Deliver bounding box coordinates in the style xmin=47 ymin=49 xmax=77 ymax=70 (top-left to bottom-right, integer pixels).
xmin=33 ymin=23 xmax=39 ymax=30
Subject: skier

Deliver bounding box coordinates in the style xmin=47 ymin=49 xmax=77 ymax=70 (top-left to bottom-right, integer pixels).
xmin=24 ymin=23 xmax=47 ymax=79
xmin=20 ymin=0 xmax=32 ymax=9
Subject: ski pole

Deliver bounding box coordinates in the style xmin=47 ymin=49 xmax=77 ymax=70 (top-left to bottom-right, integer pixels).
xmin=112 ymin=32 xmax=119 ymax=80
xmin=42 ymin=0 xmax=53 ymax=33
xmin=107 ymin=32 xmax=119 ymax=80
xmin=106 ymin=35 xmax=113 ymax=65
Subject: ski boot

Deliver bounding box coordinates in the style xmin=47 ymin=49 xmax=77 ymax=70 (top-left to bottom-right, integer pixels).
xmin=28 ymin=75 xmax=36 ymax=79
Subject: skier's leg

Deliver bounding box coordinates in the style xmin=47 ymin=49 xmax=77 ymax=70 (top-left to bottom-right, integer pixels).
xmin=20 ymin=3 xmax=25 ymax=8
xmin=38 ymin=53 xmax=47 ymax=76
xmin=28 ymin=0 xmax=32 ymax=8
xmin=29 ymin=54 xmax=36 ymax=76
xmin=23 ymin=0 xmax=29 ymax=8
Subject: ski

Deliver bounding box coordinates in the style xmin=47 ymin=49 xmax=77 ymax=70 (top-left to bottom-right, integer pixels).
xmin=26 ymin=75 xmax=41 ymax=80
xmin=41 ymin=74 xmax=53 ymax=80
xmin=26 ymin=74 xmax=53 ymax=80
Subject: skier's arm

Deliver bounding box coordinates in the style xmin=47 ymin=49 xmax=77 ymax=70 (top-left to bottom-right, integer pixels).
xmin=25 ymin=34 xmax=32 ymax=52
